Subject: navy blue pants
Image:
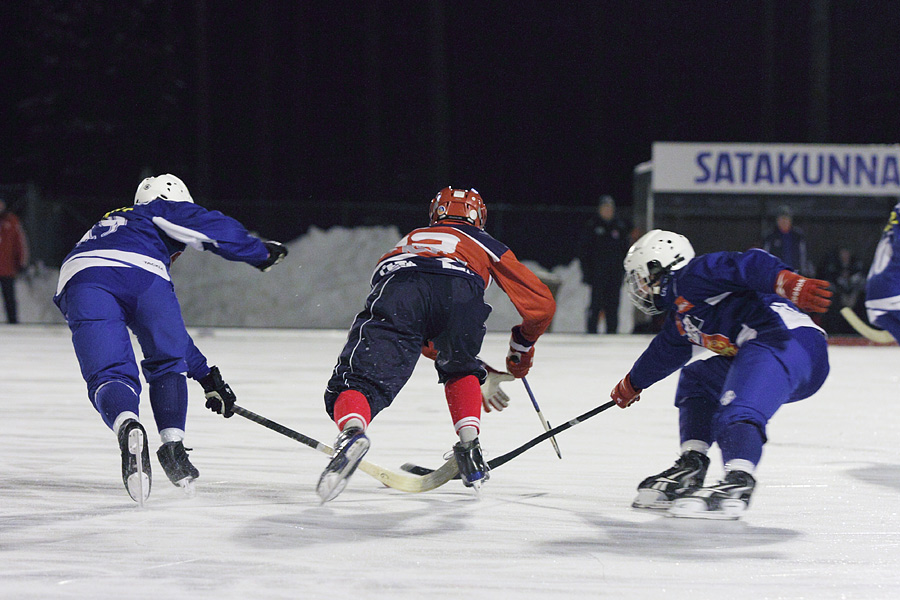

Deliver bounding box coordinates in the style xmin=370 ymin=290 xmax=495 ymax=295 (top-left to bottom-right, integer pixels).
xmin=55 ymin=268 xmax=191 ymax=432
xmin=325 ymin=270 xmax=491 ymax=420
xmin=0 ymin=276 xmax=18 ymax=323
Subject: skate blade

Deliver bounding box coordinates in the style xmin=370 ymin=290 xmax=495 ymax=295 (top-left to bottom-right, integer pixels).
xmin=127 ymin=428 xmax=144 ymax=454
xmin=316 ymin=439 xmax=370 ymax=503
xmin=317 ymin=474 xmax=348 ymax=503
xmin=126 ymin=472 xmax=151 ymax=503
xmin=126 ymin=428 xmax=149 ymax=505
xmin=668 ymin=498 xmax=745 ymax=520
xmin=174 ymin=477 xmax=197 ymax=498
xmin=461 ymin=472 xmax=488 ymax=495
xmin=632 ymin=489 xmax=673 ymax=510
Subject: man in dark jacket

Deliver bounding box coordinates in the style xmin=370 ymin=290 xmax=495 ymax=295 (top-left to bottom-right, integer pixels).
xmin=578 ymin=195 xmax=631 ymax=333
xmin=763 ymin=205 xmax=810 ymax=275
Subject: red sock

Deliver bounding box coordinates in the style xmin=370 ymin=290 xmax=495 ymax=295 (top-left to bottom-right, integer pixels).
xmin=333 ymin=390 xmax=371 ymax=431
xmin=445 ymin=375 xmax=482 ymax=436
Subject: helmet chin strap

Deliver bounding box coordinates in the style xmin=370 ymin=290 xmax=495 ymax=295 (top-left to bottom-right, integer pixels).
xmin=648 ymin=255 xmax=686 ymax=294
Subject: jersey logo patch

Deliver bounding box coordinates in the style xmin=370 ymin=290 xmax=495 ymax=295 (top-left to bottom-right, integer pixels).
xmin=676 ymin=314 xmax=739 ymax=356
xmin=675 ymin=296 xmax=694 ymax=313
xmin=378 ymin=259 xmax=416 ymax=277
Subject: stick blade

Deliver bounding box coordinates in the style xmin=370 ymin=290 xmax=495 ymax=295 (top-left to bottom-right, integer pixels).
xmin=840 ymin=307 xmax=896 ymax=344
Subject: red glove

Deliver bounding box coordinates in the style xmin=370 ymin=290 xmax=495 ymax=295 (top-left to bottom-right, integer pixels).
xmin=421 ymin=341 xmax=438 ymax=361
xmin=610 ymin=373 xmax=642 ymax=409
xmin=775 ymin=270 xmax=833 ymax=314
xmin=506 ymin=325 xmax=535 ymax=378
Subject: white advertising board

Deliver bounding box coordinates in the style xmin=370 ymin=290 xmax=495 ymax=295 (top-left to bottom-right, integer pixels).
xmin=652 ymin=142 xmax=900 ymax=196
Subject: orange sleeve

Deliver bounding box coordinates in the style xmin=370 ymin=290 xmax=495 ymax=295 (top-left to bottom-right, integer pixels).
xmin=491 ymin=249 xmax=556 ymax=341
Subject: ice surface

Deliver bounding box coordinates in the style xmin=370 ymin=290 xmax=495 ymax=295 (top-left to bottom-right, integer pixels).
xmin=2 ymin=325 xmax=899 ymax=599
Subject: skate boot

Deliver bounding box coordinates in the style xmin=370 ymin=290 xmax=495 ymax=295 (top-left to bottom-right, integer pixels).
xmin=452 ymin=438 xmax=490 ymax=490
xmin=117 ymin=419 xmax=151 ymax=504
xmin=669 ymin=469 xmax=756 ymax=520
xmin=316 ymin=427 xmax=370 ymax=503
xmin=632 ymin=450 xmax=710 ymax=509
xmin=157 ymin=441 xmax=200 ymax=496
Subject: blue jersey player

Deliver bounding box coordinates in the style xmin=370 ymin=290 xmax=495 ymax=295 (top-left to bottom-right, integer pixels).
xmin=609 ymin=230 xmax=832 ymax=519
xmin=54 ymin=174 xmax=287 ymax=503
xmin=865 ymin=199 xmax=900 ymax=344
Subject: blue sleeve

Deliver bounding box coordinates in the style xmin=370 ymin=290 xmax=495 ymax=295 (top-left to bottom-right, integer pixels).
xmin=691 ymin=250 xmax=789 ymax=295
xmin=629 ymin=318 xmax=694 ymax=389
xmin=185 ymin=335 xmax=210 ymax=381
xmin=152 ymin=202 xmax=270 ymax=266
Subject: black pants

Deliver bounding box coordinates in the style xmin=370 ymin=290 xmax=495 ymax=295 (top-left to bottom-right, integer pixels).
xmin=586 ymin=277 xmax=621 ymax=334
xmin=0 ymin=277 xmax=18 ymax=324
xmin=324 ymin=270 xmax=490 ymax=420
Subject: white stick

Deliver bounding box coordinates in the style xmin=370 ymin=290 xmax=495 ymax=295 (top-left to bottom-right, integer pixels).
xmin=232 ymin=405 xmax=459 ymax=493
xmin=840 ymin=307 xmax=896 ymax=344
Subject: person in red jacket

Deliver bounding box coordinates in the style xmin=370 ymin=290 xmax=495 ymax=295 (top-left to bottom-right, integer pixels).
xmin=318 ymin=187 xmax=556 ymax=502
xmin=0 ymin=197 xmax=30 ymax=324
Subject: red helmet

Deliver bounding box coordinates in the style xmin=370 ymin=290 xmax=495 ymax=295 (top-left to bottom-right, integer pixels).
xmin=428 ymin=187 xmax=487 ymax=229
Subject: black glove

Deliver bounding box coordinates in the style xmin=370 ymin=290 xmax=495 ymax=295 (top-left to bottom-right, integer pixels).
xmin=256 ymin=241 xmax=288 ymax=272
xmin=199 ymin=366 xmax=237 ymax=418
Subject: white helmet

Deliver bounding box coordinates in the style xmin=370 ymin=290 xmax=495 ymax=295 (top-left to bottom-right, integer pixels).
xmin=134 ymin=174 xmax=194 ymax=205
xmin=623 ymin=229 xmax=695 ymax=314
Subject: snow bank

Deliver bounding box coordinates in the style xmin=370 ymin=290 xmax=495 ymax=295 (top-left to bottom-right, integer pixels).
xmin=16 ymin=225 xmax=630 ymax=333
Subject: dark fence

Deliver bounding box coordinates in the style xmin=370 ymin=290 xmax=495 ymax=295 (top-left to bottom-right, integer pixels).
xmin=34 ymin=195 xmax=601 ymax=269
xmin=11 ymin=186 xmax=896 ymax=278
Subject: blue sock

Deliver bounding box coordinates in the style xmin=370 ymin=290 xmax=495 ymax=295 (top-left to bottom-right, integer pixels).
xmin=149 ymin=372 xmax=188 ymax=432
xmin=719 ymin=421 xmax=765 ymax=465
xmin=94 ymin=381 xmax=140 ymax=429
xmin=677 ymin=396 xmax=716 ymax=448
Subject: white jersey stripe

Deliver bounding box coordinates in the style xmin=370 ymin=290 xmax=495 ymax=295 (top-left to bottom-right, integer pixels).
xmin=57 ymin=250 xmax=170 ymax=295
xmin=152 ymin=216 xmax=218 ymax=251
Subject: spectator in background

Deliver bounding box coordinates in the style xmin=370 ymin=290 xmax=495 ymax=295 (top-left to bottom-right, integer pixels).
xmin=0 ymin=197 xmax=30 ymax=324
xmin=763 ymin=205 xmax=811 ymax=275
xmin=577 ymin=195 xmax=632 ymax=334
xmin=817 ymin=246 xmax=866 ymax=334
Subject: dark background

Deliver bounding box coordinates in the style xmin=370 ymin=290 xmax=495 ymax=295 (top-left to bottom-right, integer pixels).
xmin=3 ymin=1 xmax=900 ymax=265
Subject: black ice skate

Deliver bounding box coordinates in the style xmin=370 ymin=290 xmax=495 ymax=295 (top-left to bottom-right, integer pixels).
xmin=316 ymin=427 xmax=370 ymax=503
xmin=668 ymin=469 xmax=756 ymax=520
xmin=117 ymin=419 xmax=152 ymax=504
xmin=157 ymin=441 xmax=200 ymax=497
xmin=632 ymin=450 xmax=710 ymax=510
xmin=452 ymin=438 xmax=490 ymax=490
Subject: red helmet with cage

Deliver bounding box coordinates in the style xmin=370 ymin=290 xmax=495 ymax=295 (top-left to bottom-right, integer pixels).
xmin=428 ymin=187 xmax=487 ymax=229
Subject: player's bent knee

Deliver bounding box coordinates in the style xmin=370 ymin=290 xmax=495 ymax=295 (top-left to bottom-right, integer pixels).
xmin=713 ymin=410 xmax=768 ymax=445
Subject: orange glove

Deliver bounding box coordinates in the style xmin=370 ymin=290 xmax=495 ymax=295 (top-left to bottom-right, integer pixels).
xmin=610 ymin=373 xmax=642 ymax=409
xmin=506 ymin=325 xmax=535 ymax=378
xmin=775 ymin=270 xmax=833 ymax=314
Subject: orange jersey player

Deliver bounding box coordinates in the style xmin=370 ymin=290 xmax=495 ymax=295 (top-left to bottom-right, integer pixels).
xmin=318 ymin=187 xmax=556 ymax=502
